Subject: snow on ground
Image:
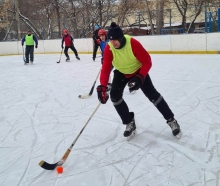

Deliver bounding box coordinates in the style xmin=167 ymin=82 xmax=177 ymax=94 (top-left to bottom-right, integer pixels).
xmin=0 ymin=54 xmax=220 ymax=186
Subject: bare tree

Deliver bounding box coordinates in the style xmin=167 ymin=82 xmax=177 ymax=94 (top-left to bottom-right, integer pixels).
xmin=0 ymin=0 xmax=12 ymax=40
xmin=54 ymin=0 xmax=61 ymax=35
xmin=3 ymin=0 xmax=217 ymax=40
xmin=156 ymin=0 xmax=165 ymax=34
xmin=145 ymin=0 xmax=155 ymax=35
xmin=171 ymin=0 xmax=210 ymax=32
xmin=186 ymin=1 xmax=206 ymax=33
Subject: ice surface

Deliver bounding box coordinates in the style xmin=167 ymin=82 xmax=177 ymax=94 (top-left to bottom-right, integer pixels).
xmin=0 ymin=54 xmax=220 ymax=186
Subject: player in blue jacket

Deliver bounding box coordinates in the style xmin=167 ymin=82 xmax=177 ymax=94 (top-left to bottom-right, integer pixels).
xmin=98 ymin=29 xmax=109 ymax=64
xmin=98 ymin=29 xmax=112 ymax=91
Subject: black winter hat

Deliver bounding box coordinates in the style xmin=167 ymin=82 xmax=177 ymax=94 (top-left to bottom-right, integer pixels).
xmin=107 ymin=22 xmax=124 ymax=40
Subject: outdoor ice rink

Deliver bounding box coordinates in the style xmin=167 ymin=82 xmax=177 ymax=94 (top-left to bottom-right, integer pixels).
xmin=0 ymin=54 xmax=220 ymax=186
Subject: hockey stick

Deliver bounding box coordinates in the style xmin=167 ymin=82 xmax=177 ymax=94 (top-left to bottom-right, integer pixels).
xmin=57 ymin=49 xmax=63 ymax=63
xmin=39 ymin=102 xmax=101 ymax=170
xmin=78 ymin=69 xmax=101 ymax=99
xmin=22 ymin=46 xmax=26 ymax=63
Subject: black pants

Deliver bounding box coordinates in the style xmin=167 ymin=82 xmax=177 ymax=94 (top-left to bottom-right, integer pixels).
xmin=25 ymin=46 xmax=34 ymax=62
xmin=110 ymin=70 xmax=174 ymax=124
xmin=93 ymin=42 xmax=99 ymax=60
xmin=64 ymin=45 xmax=78 ymax=58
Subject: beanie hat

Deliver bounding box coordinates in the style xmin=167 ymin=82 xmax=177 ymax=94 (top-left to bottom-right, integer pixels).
xmin=107 ymin=22 xmax=123 ymax=40
xmin=94 ymin=25 xmax=99 ymax=29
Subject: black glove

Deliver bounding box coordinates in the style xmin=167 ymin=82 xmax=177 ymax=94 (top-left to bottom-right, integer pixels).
xmin=128 ymin=74 xmax=145 ymax=93
xmin=61 ymin=45 xmax=64 ymax=49
xmin=97 ymin=85 xmax=109 ymax=104
xmin=35 ymin=45 xmax=38 ymax=48
xmin=22 ymin=43 xmax=24 ymax=46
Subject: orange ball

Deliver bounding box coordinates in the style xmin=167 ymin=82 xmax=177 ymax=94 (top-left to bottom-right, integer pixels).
xmin=56 ymin=166 xmax=63 ymax=174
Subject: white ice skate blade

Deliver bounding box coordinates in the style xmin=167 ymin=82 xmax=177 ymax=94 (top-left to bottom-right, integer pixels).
xmin=127 ymin=130 xmax=136 ymax=141
xmin=175 ymin=131 xmax=182 ymax=139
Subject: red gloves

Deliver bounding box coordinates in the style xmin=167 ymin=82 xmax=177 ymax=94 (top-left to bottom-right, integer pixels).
xmin=97 ymin=85 xmax=109 ymax=104
xmin=96 ymin=39 xmax=101 ymax=45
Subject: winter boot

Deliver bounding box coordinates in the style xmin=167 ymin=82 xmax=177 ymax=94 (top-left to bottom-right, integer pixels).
xmin=124 ymin=112 xmax=136 ymax=137
xmin=76 ymin=56 xmax=80 ymax=60
xmin=167 ymin=118 xmax=181 ymax=138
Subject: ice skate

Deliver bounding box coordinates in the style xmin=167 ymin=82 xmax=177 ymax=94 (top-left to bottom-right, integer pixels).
xmin=167 ymin=118 xmax=181 ymax=139
xmin=124 ymin=112 xmax=136 ymax=140
xmin=24 ymin=62 xmax=29 ymax=65
xmin=66 ymin=57 xmax=70 ymax=62
xmin=30 ymin=61 xmax=33 ymax=64
xmin=76 ymin=56 xmax=80 ymax=60
xmin=127 ymin=129 xmax=136 ymax=141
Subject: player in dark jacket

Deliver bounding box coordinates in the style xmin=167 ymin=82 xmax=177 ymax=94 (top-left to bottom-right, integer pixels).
xmin=96 ymin=22 xmax=181 ymax=139
xmin=92 ymin=25 xmax=100 ymax=61
xmin=61 ymin=30 xmax=80 ymax=61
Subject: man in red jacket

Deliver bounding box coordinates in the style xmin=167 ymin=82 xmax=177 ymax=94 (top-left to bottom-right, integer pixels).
xmin=61 ymin=30 xmax=80 ymax=61
xmin=96 ymin=22 xmax=181 ymax=139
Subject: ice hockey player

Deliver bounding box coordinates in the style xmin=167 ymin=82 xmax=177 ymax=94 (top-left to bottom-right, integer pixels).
xmin=61 ymin=30 xmax=80 ymax=61
xmin=21 ymin=30 xmax=38 ymax=65
xmin=92 ymin=25 xmax=100 ymax=61
xmin=98 ymin=29 xmax=112 ymax=92
xmin=98 ymin=29 xmax=108 ymax=62
xmin=96 ymin=22 xmax=181 ymax=139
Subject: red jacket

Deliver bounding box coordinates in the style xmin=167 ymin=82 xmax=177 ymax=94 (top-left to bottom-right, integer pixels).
xmin=100 ymin=38 xmax=152 ymax=87
xmin=62 ymin=34 xmax=73 ymax=47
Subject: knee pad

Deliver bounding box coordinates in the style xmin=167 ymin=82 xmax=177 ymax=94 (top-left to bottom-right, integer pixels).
xmin=151 ymin=95 xmax=163 ymax=106
xmin=111 ymin=98 xmax=123 ymax=106
xmin=110 ymin=91 xmax=123 ymax=106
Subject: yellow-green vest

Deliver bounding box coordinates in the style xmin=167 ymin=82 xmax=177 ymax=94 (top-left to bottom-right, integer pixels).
xmin=25 ymin=35 xmax=34 ymax=45
xmin=108 ymin=35 xmax=141 ymax=74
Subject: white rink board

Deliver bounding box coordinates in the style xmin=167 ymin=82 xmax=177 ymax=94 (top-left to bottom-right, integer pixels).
xmin=134 ymin=35 xmax=171 ymax=51
xmin=0 ymin=41 xmax=20 ymax=55
xmin=0 ymin=33 xmax=220 ymax=55
xmin=207 ymin=32 xmax=220 ymax=51
xmin=73 ymin=38 xmax=94 ymax=52
xmin=170 ymin=34 xmax=207 ymax=51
